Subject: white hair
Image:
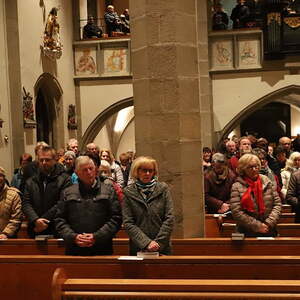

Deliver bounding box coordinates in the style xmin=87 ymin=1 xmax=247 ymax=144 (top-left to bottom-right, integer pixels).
xmin=75 ymin=156 xmax=95 ymax=171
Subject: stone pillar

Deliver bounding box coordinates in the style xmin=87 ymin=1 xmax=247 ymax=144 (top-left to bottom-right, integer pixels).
xmin=4 ymin=0 xmax=24 ymax=174
xmin=198 ymin=0 xmax=214 ymax=148
xmin=130 ymin=0 xmax=212 ymax=237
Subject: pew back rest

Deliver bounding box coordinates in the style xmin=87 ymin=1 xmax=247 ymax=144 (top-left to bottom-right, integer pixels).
xmin=52 ymin=267 xmax=300 ymax=299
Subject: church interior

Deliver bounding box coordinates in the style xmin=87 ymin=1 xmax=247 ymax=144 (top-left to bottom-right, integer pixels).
xmin=2 ymin=0 xmax=300 ymax=298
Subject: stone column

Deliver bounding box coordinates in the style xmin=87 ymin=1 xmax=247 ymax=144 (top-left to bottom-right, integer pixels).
xmin=130 ymin=0 xmax=212 ymax=237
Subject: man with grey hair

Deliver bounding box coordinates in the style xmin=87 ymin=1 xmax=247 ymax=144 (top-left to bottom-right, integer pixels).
xmin=225 ymin=140 xmax=237 ymax=159
xmin=204 ymin=153 xmax=236 ymax=213
xmin=67 ymin=138 xmax=79 ymax=156
xmin=104 ymin=5 xmax=122 ymax=36
xmin=55 ymin=156 xmax=122 ymax=255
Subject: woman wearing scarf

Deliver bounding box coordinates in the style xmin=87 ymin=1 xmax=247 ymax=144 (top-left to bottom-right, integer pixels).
xmin=230 ymin=153 xmax=281 ymax=237
xmin=122 ymin=156 xmax=174 ymax=255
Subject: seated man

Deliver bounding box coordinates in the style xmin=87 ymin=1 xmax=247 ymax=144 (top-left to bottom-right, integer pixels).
xmin=104 ymin=5 xmax=122 ymax=37
xmin=55 ymin=156 xmax=122 ymax=255
xmin=22 ymin=146 xmax=71 ymax=238
xmin=205 ymin=153 xmax=236 ymax=214
xmin=0 ymin=167 xmax=22 ymax=238
xmin=83 ymin=16 xmax=102 ymax=39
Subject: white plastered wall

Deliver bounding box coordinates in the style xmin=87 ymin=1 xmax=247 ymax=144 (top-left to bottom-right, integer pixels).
xmin=17 ymin=0 xmax=76 ymax=154
xmin=212 ymin=70 xmax=300 ymax=132
xmin=0 ymin=0 xmax=13 ymax=179
xmin=79 ymin=80 xmax=133 ymax=134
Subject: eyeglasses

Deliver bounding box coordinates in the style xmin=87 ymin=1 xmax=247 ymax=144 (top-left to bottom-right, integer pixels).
xmin=139 ymin=168 xmax=154 ymax=174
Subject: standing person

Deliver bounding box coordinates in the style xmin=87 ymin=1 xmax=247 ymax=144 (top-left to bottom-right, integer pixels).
xmin=230 ymin=0 xmax=250 ymax=29
xmin=224 ymin=140 xmax=237 ymax=159
xmin=104 ymin=5 xmax=122 ymax=37
xmin=22 ymin=146 xmax=71 ymax=238
xmin=202 ymin=147 xmax=213 ymax=172
xmin=228 ymin=136 xmax=252 ymax=174
xmin=230 ymin=154 xmax=282 ymax=237
xmin=278 ymin=136 xmax=293 ymax=158
xmin=100 ymin=149 xmax=124 ymax=187
xmin=281 ymin=152 xmax=300 ymax=200
xmin=212 ymin=3 xmax=229 ymax=30
xmin=11 ymin=153 xmax=33 ymax=190
xmin=205 ymin=153 xmax=236 ymax=214
xmin=67 ymin=138 xmax=79 ymax=157
xmin=0 ymin=167 xmax=23 ymax=238
xmin=120 ymin=9 xmax=130 ymax=34
xmin=55 ymin=156 xmax=122 ymax=255
xmin=286 ymin=167 xmax=300 ymax=223
xmin=122 ymin=156 xmax=174 ymax=255
xmin=119 ymin=152 xmax=131 ymax=186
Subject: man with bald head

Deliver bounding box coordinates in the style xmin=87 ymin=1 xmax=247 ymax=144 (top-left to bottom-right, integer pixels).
xmin=279 ymin=137 xmax=292 ymax=158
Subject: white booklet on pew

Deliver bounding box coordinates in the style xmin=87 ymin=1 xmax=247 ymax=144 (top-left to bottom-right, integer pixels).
xmin=118 ymin=256 xmax=144 ymax=260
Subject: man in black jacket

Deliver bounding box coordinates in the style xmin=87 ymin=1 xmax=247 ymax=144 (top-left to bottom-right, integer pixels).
xmin=55 ymin=156 xmax=122 ymax=255
xmin=22 ymin=146 xmax=71 ymax=238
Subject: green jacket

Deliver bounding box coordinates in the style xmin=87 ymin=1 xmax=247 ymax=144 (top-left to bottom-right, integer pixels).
xmin=122 ymin=181 xmax=174 ymax=255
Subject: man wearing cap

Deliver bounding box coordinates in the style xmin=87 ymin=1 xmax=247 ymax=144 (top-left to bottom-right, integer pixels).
xmin=204 ymin=153 xmax=236 ymax=214
xmin=0 ymin=167 xmax=23 ymax=238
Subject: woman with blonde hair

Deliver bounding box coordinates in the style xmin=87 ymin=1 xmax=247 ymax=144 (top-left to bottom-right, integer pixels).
xmin=100 ymin=149 xmax=124 ymax=187
xmin=281 ymin=151 xmax=300 ymax=199
xmin=122 ymin=156 xmax=174 ymax=255
xmin=230 ymin=153 xmax=281 ymax=236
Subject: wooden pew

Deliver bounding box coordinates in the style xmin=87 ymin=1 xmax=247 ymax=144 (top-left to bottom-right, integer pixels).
xmin=206 ymin=212 xmax=295 ymax=237
xmin=17 ymin=222 xmax=128 ymax=239
xmin=220 ymin=223 xmax=300 ymax=237
xmin=52 ymin=267 xmax=300 ymax=300
xmin=4 ymin=237 xmax=300 ymax=256
xmin=3 ymin=255 xmax=300 ymax=300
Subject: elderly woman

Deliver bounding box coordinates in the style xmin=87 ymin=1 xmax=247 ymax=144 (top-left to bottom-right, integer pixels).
xmin=100 ymin=149 xmax=124 ymax=188
xmin=204 ymin=153 xmax=236 ymax=214
xmin=281 ymin=151 xmax=300 ymax=199
xmin=230 ymin=153 xmax=281 ymax=237
xmin=122 ymin=156 xmax=174 ymax=255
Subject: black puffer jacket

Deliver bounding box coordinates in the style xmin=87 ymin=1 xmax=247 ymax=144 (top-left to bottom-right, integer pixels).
xmin=55 ymin=178 xmax=122 ymax=255
xmin=22 ymin=163 xmax=71 ymax=237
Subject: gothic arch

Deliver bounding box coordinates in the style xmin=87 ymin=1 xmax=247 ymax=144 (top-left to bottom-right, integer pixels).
xmin=34 ymin=72 xmax=64 ymax=148
xmin=81 ymin=97 xmax=134 ymax=150
xmin=218 ymin=85 xmax=300 ymax=143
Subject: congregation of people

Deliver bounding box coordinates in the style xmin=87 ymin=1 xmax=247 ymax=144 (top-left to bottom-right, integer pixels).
xmin=82 ymin=5 xmax=130 ymax=39
xmin=0 ymin=139 xmax=174 ymax=256
xmin=204 ymin=134 xmax=300 ymax=237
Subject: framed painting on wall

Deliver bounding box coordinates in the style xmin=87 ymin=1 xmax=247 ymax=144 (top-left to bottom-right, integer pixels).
xmin=211 ymin=39 xmax=234 ymax=71
xmin=102 ymin=48 xmax=129 ymax=76
xmin=74 ymin=46 xmax=98 ymax=76
xmin=237 ymin=38 xmax=261 ymax=69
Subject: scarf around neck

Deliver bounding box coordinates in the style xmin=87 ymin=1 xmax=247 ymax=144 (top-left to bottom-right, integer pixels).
xmin=241 ymin=176 xmax=265 ymax=215
xmin=135 ymin=178 xmax=157 ymax=201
